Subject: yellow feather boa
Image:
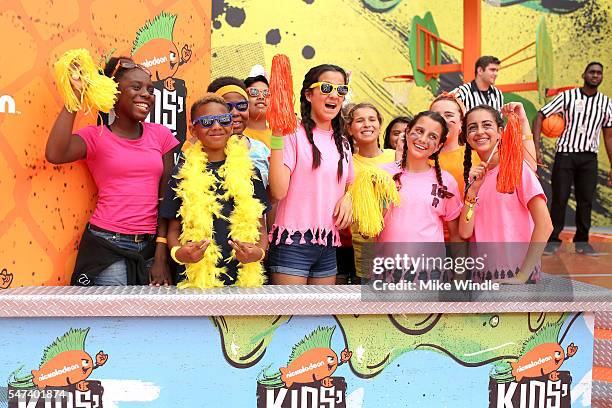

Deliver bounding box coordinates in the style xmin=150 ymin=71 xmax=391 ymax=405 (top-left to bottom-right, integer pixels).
xmin=175 ymin=136 xmax=266 ymax=289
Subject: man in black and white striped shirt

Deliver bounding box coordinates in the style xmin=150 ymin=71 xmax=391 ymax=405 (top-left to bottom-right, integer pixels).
xmin=452 ymin=56 xmax=504 ymax=112
xmin=534 ymin=62 xmax=612 ymax=255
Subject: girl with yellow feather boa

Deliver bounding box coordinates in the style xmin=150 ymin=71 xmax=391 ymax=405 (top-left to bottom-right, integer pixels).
xmin=160 ymin=93 xmax=270 ymax=288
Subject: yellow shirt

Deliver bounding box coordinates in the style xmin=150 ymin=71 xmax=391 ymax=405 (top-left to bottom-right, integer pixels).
xmin=351 ymin=149 xmax=396 ymax=277
xmin=243 ymin=127 xmax=272 ymax=149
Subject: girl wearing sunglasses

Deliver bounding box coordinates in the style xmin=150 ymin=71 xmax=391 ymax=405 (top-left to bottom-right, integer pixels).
xmin=45 ymin=56 xmax=179 ymax=286
xmin=268 ymin=64 xmax=354 ymax=285
xmin=207 ymin=77 xmax=270 ymax=187
xmin=160 ymin=94 xmax=270 ymax=287
xmin=243 ymin=75 xmax=272 ymax=148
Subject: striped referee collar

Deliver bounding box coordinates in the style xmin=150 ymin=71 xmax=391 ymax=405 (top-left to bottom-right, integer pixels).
xmin=579 ymin=87 xmax=599 ymax=98
xmin=470 ymin=80 xmax=494 ymax=94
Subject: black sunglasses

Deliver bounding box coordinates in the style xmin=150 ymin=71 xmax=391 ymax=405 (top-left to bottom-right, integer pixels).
xmin=192 ymin=114 xmax=233 ymax=128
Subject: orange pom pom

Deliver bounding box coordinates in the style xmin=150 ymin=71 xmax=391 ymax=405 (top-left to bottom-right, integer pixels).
xmin=542 ymin=114 xmax=565 ymax=138
xmin=268 ymin=54 xmax=297 ymax=136
xmin=497 ymin=112 xmax=523 ymax=194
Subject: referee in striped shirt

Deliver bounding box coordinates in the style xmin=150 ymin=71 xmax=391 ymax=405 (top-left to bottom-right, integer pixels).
xmin=453 ymin=56 xmax=504 ymax=112
xmin=534 ymin=62 xmax=612 ymax=256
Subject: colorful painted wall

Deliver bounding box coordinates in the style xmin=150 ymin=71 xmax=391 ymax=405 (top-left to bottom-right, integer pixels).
xmin=0 ymin=1 xmax=212 ymax=287
xmin=210 ymin=0 xmax=611 ymax=226
xmin=0 ymin=312 xmax=595 ymax=407
xmin=0 ymin=0 xmax=610 ymax=286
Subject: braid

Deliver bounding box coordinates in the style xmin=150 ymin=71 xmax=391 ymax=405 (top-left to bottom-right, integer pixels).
xmin=463 ymin=143 xmax=473 ymax=187
xmin=400 ymin=135 xmax=408 ymax=170
xmin=433 ymin=153 xmax=454 ymax=199
xmin=347 ymin=134 xmax=355 ymax=153
xmin=461 ymin=105 xmax=503 ymax=189
xmin=300 ymin=102 xmax=321 ymax=169
xmin=299 ymin=64 xmax=349 ymax=173
xmin=393 ymin=172 xmax=402 ymax=191
xmin=393 ymin=136 xmax=409 ymax=191
xmin=332 ymin=116 xmax=345 ymax=181
xmin=433 ymin=153 xmax=443 ymax=186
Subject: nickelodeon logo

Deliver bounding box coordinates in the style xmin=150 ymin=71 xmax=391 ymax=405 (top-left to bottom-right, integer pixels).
xmin=141 ymin=56 xmax=169 ymax=68
xmin=0 ymin=95 xmax=18 ymax=114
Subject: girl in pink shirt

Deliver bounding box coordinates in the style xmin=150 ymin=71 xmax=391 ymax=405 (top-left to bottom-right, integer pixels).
xmin=376 ymin=111 xmax=463 ymax=282
xmin=458 ymin=105 xmax=553 ymax=283
xmin=46 ymin=56 xmax=178 ymax=286
xmin=268 ymin=64 xmax=354 ymax=285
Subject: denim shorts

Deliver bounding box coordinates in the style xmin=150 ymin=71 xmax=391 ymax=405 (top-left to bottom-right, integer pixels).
xmin=268 ymin=231 xmax=337 ymax=278
xmin=88 ymin=225 xmax=154 ymax=286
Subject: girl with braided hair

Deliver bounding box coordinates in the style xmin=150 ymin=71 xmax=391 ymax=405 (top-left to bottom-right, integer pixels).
xmin=374 ymin=111 xmax=462 ymax=282
xmin=429 ymin=93 xmax=481 ymax=243
xmin=268 ymin=64 xmax=354 ymax=285
xmin=458 ymin=104 xmax=552 ymax=283
xmin=377 ymin=111 xmax=462 ymax=240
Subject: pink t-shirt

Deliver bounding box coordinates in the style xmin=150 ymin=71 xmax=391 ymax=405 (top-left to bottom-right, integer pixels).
xmin=470 ymin=162 xmax=546 ymax=282
xmin=271 ymin=124 xmax=354 ymax=246
xmin=377 ymin=163 xmax=463 ymax=243
xmin=76 ymin=123 xmax=179 ymax=234
xmin=472 ymin=162 xmax=546 ymax=242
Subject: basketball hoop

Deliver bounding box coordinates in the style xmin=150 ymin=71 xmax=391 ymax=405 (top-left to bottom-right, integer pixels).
xmin=382 ymin=75 xmax=415 ymax=107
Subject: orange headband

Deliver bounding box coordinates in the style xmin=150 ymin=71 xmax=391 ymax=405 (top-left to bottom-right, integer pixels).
xmin=431 ymin=91 xmax=466 ymax=116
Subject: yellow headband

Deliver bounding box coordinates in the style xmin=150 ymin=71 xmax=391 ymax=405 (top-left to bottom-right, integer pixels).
xmin=214 ymin=85 xmax=249 ymax=100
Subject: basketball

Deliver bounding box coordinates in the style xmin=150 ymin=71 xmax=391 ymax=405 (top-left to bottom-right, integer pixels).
xmin=542 ymin=114 xmax=565 ymax=138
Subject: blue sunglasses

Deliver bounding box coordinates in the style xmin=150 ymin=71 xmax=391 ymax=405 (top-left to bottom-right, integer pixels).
xmin=226 ymin=100 xmax=249 ymax=112
xmin=192 ymin=114 xmax=233 ymax=128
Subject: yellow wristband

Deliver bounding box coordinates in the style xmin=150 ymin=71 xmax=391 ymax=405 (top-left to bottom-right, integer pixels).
xmin=156 ymin=236 xmax=167 ymax=244
xmin=170 ymin=246 xmax=185 ymax=265
xmin=522 ymin=134 xmax=533 ymax=141
xmin=257 ymin=247 xmax=266 ymax=262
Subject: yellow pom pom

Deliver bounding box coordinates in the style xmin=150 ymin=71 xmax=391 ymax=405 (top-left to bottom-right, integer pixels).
xmin=84 ymin=71 xmax=120 ymax=113
xmin=350 ymin=166 xmax=399 ymax=238
xmin=53 ymin=49 xmax=119 ymax=113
